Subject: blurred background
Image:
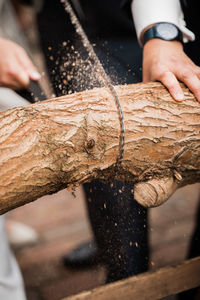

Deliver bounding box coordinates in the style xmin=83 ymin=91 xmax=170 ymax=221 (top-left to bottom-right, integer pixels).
xmin=4 ymin=3 xmax=200 ymax=300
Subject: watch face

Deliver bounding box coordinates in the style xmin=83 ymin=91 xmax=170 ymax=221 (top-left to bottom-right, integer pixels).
xmin=157 ymin=23 xmax=178 ymax=40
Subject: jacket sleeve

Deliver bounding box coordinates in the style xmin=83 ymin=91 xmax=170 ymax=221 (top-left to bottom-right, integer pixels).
xmin=131 ymin=0 xmax=195 ymax=45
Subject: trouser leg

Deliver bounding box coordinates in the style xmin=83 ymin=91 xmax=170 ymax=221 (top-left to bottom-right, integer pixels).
xmin=178 ymin=9 xmax=200 ymax=298
xmin=178 ymin=200 xmax=200 ymax=299
xmin=83 ymin=180 xmax=149 ymax=283
xmin=188 ymin=203 xmax=200 ymax=257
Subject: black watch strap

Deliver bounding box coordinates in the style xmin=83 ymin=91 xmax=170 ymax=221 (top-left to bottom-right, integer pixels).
xmin=142 ymin=22 xmax=183 ymax=47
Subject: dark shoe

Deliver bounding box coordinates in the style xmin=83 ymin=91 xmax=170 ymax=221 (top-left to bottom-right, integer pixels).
xmin=63 ymin=240 xmax=101 ymax=269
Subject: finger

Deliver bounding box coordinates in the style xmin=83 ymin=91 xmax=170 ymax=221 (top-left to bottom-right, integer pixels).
xmin=159 ymin=71 xmax=184 ymax=101
xmin=195 ymin=66 xmax=200 ymax=80
xmin=178 ymin=71 xmax=200 ymax=102
xmin=8 ymin=63 xmax=30 ymax=89
xmin=17 ymin=71 xmax=30 ymax=88
xmin=17 ymin=50 xmax=41 ymax=81
xmin=10 ymin=68 xmax=30 ymax=88
xmin=0 ymin=75 xmax=25 ymax=90
xmin=0 ymin=63 xmax=30 ymax=89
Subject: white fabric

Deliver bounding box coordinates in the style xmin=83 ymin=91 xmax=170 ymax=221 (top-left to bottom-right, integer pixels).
xmin=0 ymin=89 xmax=29 ymax=110
xmin=131 ymin=0 xmax=195 ymax=45
xmin=0 ymin=91 xmax=29 ymax=300
xmin=0 ymin=216 xmax=27 ymax=300
xmin=0 ymin=1 xmax=31 ymax=297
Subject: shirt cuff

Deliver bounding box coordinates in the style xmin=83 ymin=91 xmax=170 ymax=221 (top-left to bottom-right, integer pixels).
xmin=131 ymin=0 xmax=195 ymax=45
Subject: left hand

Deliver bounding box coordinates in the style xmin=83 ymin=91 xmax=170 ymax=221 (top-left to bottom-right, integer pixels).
xmin=0 ymin=37 xmax=41 ymax=90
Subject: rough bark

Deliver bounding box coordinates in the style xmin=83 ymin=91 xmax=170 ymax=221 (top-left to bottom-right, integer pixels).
xmin=0 ymin=82 xmax=200 ymax=215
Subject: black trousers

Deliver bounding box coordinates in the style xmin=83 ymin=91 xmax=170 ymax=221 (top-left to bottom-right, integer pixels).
xmin=37 ymin=0 xmax=149 ymax=282
xmin=178 ymin=2 xmax=200 ymax=298
xmin=84 ymin=180 xmax=148 ymax=282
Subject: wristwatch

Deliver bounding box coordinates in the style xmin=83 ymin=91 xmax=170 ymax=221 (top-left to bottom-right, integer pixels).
xmin=142 ymin=22 xmax=183 ymax=46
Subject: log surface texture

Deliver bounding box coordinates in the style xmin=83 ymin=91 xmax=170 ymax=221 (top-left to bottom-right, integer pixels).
xmin=0 ymin=82 xmax=200 ymax=214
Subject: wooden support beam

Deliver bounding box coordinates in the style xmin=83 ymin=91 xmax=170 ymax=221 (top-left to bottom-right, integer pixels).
xmin=63 ymin=256 xmax=200 ymax=300
xmin=1 ymin=82 xmax=200 ymax=214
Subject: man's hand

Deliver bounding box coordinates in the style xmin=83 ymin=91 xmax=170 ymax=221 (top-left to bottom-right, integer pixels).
xmin=0 ymin=37 xmax=41 ymax=90
xmin=142 ymin=39 xmax=200 ymax=102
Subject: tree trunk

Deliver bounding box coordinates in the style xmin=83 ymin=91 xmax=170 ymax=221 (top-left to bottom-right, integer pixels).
xmin=0 ymin=82 xmax=200 ymax=215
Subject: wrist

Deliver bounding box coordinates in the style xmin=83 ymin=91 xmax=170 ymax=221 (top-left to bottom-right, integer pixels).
xmin=141 ymin=22 xmax=183 ymax=47
xmin=143 ymin=38 xmax=183 ymax=50
xmin=140 ymin=24 xmax=155 ymax=45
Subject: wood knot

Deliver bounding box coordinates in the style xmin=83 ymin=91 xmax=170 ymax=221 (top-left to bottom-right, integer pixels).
xmin=134 ymin=177 xmax=178 ymax=208
xmin=85 ymin=139 xmax=95 ymax=150
xmin=173 ymin=170 xmax=183 ymax=181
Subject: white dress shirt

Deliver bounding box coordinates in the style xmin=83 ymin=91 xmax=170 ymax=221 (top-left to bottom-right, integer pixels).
xmin=131 ymin=0 xmax=195 ymax=45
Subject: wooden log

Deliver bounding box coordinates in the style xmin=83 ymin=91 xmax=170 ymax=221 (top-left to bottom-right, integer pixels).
xmin=63 ymin=256 xmax=200 ymax=300
xmin=1 ymin=81 xmax=200 ymax=214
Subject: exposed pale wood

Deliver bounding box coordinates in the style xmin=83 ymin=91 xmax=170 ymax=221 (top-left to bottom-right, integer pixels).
xmin=1 ymin=82 xmax=200 ymax=214
xmin=63 ymin=256 xmax=200 ymax=300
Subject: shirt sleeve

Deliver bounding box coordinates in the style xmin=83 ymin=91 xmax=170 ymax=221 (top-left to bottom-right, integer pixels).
xmin=131 ymin=0 xmax=195 ymax=45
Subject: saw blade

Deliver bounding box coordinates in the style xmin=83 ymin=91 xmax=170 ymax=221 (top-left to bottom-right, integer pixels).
xmin=61 ymin=0 xmax=125 ymax=165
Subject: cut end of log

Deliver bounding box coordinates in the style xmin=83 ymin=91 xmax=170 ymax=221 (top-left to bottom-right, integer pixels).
xmin=134 ymin=177 xmax=179 ymax=208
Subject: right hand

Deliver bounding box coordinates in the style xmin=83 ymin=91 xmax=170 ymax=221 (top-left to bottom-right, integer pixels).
xmin=0 ymin=37 xmax=41 ymax=90
xmin=142 ymin=39 xmax=200 ymax=102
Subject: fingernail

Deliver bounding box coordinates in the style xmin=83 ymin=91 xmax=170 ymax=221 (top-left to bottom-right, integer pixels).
xmin=20 ymin=72 xmax=30 ymax=85
xmin=175 ymin=93 xmax=184 ymax=101
xmin=30 ymin=71 xmax=41 ymax=80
